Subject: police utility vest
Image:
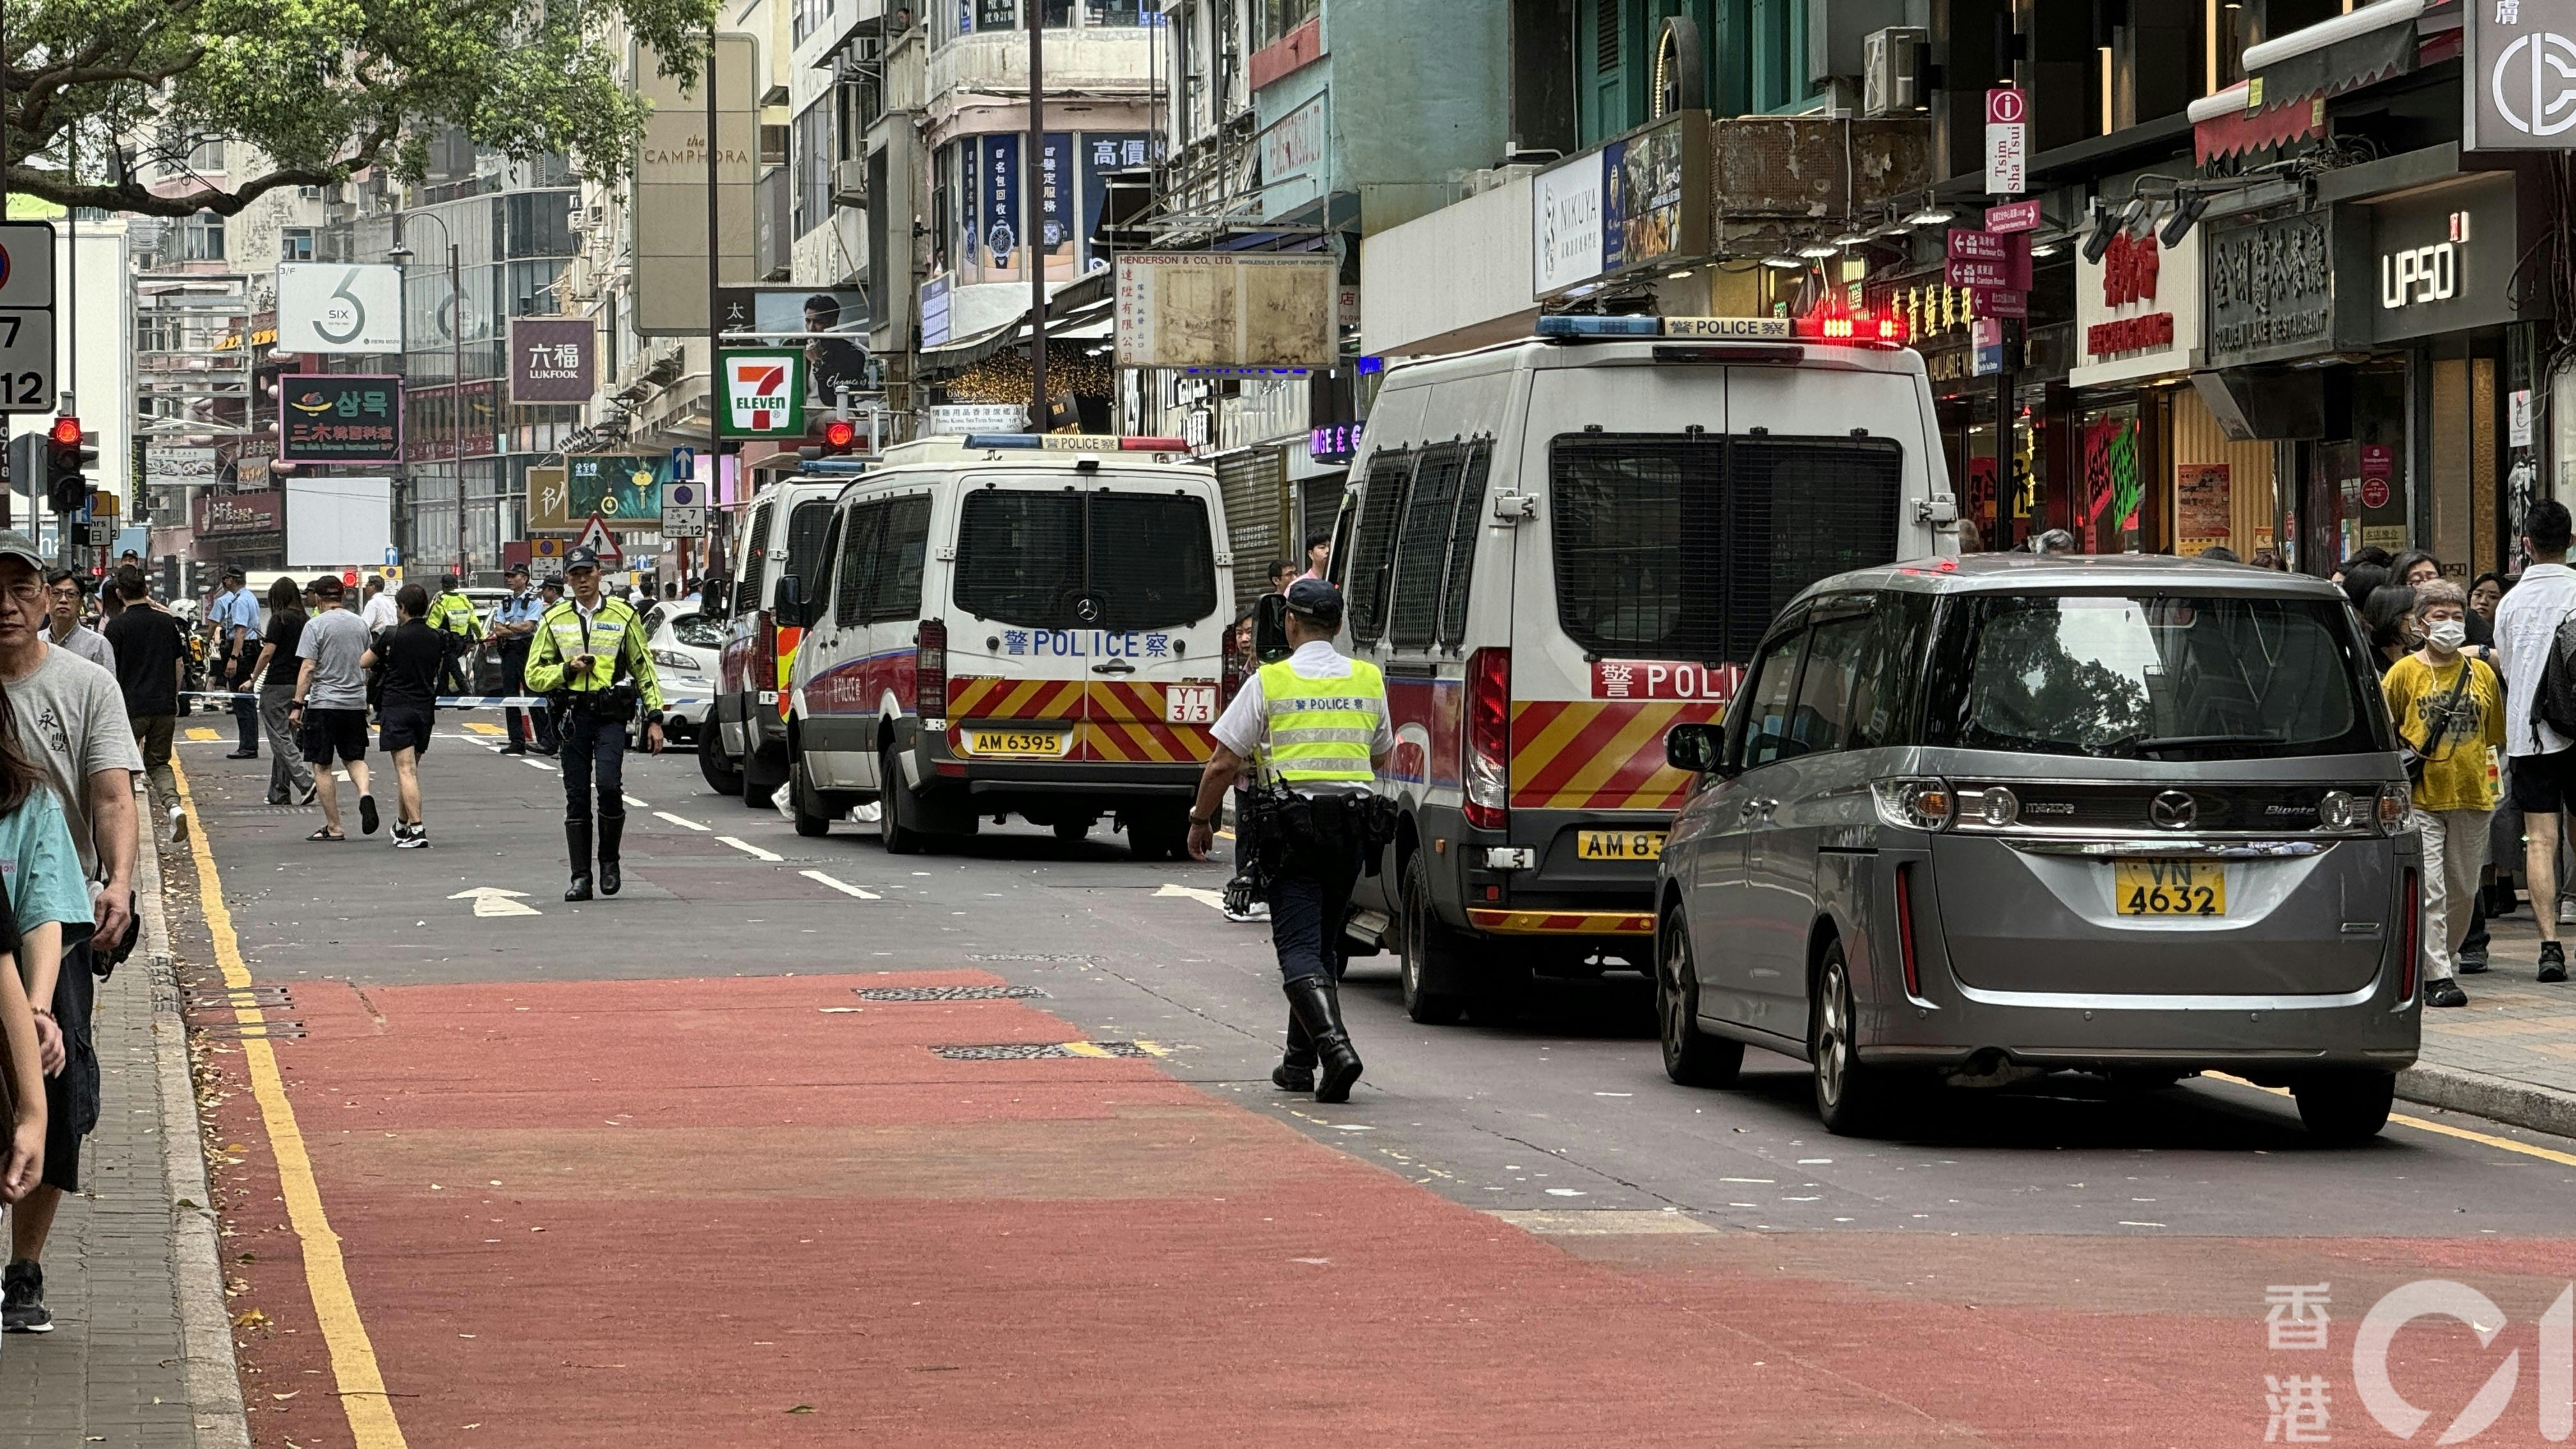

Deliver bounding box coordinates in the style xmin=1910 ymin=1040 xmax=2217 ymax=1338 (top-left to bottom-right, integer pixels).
xmin=1257 ymin=657 xmax=1386 ymax=785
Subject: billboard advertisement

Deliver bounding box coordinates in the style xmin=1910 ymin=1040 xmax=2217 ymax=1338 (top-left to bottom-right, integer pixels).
xmin=1114 ymin=254 xmax=1337 ymax=369
xmin=509 ymin=318 xmax=596 ymax=404
xmin=279 ymin=375 xmax=402 ymax=464
xmin=276 ymin=264 xmax=404 ymax=354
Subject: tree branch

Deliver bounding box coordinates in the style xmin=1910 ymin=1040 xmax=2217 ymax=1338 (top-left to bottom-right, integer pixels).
xmin=4 ymin=123 xmax=397 ymax=217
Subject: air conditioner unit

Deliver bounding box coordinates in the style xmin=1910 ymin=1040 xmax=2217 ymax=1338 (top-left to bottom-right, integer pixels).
xmin=1863 ymin=27 xmax=1929 ymax=118
xmin=832 ymin=158 xmax=869 ymax=207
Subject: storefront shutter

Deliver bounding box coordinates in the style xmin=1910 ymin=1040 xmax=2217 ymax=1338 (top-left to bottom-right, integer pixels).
xmin=1214 ymin=446 xmax=1289 ymax=607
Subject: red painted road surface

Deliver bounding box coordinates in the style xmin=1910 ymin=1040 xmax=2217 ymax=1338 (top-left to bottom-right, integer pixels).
xmin=193 ymin=969 xmax=2569 ymax=1447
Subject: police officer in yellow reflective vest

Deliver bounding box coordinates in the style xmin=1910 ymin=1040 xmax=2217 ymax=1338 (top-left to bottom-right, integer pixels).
xmin=1188 ymin=578 xmax=1392 ymax=1103
xmin=525 ymin=546 xmax=666 ymax=902
xmin=426 ymin=573 xmax=483 ymax=695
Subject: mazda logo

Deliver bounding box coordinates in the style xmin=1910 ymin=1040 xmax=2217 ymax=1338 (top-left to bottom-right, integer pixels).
xmin=2150 ymin=790 xmax=2197 ymax=829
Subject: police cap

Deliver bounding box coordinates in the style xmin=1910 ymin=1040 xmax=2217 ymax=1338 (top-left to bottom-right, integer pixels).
xmin=564 ymin=546 xmax=601 ymax=571
xmin=1284 ymin=577 xmax=1343 ymax=625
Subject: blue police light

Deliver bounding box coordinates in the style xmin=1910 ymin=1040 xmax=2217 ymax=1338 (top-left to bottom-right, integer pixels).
xmin=963 ymin=433 xmax=1046 ymax=448
xmin=1535 ymin=315 xmax=1664 ymax=337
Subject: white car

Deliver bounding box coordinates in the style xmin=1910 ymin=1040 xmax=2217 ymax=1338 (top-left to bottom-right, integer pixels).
xmin=640 ymin=604 xmax=724 ymax=741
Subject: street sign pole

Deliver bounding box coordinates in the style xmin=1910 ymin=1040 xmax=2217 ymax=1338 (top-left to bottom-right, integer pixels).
xmin=1986 ymin=53 xmax=2027 ymax=551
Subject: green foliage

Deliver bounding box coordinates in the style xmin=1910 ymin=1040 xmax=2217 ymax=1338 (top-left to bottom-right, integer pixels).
xmin=1 ymin=0 xmax=719 ymax=215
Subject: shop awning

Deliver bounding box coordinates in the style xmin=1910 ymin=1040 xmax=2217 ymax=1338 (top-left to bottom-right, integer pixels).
xmin=2190 ymin=82 xmax=2327 ymax=163
xmin=2196 ymin=0 xmax=2464 ymax=163
xmin=918 ymin=272 xmax=1114 ymax=376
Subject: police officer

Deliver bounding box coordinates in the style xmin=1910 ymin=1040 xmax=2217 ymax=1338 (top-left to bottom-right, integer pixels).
xmin=426 ymin=572 xmax=482 ymax=695
xmin=486 ymin=564 xmax=552 ymax=755
xmin=525 ymin=547 xmax=665 ymax=901
xmin=1187 ymin=578 xmax=1392 ymax=1104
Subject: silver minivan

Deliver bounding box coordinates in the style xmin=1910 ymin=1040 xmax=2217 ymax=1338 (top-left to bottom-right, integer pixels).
xmin=1654 ymin=554 xmax=2421 ymax=1142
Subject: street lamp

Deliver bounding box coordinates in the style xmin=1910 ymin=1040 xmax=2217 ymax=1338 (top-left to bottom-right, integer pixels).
xmin=390 ymin=210 xmax=470 ymax=581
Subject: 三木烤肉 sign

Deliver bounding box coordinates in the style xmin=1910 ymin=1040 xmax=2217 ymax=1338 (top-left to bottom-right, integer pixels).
xmin=279 ymin=376 xmax=402 ymax=464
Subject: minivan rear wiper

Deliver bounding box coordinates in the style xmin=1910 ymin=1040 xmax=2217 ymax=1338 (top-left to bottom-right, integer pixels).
xmin=2094 ymin=731 xmax=2283 ymax=757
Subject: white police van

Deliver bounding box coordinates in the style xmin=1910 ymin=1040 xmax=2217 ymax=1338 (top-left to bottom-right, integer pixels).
xmin=1333 ymin=311 xmax=1956 ymax=1022
xmin=781 ymin=434 xmax=1235 ymax=855
xmin=703 ymin=476 xmax=848 ymax=804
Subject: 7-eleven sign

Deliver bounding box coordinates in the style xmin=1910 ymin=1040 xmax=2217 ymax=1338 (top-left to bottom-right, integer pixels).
xmin=718 ymin=349 xmax=806 ymax=438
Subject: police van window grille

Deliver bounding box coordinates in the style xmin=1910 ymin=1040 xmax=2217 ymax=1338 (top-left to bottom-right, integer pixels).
xmin=1386 ymin=443 xmax=1465 ymax=650
xmin=954 ymin=491 xmax=1087 ymax=628
xmin=1087 ymin=493 xmax=1217 ymax=630
xmin=786 ymin=501 xmax=839 ymax=601
xmin=736 ymin=503 xmax=773 ymax=617
xmin=1551 ymin=436 xmax=1728 ymax=659
xmin=1346 ymin=451 xmax=1414 ymax=643
xmin=867 ymin=496 xmax=935 ymax=624
xmin=832 ymin=503 xmax=885 ymax=629
xmin=1437 ymin=442 xmax=1492 ymax=649
xmin=1722 ymin=438 xmax=1903 ymax=663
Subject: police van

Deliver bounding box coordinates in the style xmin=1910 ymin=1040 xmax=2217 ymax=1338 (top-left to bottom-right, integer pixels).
xmin=703 ymin=477 xmax=850 ymax=804
xmin=1335 ymin=312 xmax=1956 ymax=1023
xmin=781 ymin=434 xmax=1234 ymax=856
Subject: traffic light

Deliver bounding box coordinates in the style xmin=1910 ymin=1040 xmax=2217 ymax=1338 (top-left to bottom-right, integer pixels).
xmin=822 ymin=417 xmax=857 ymax=450
xmin=798 ymin=413 xmax=862 ymax=462
xmin=45 ymin=416 xmax=95 ymax=518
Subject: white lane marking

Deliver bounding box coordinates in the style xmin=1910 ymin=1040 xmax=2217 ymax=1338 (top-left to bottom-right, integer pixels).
xmin=719 ymin=836 xmax=783 ymax=862
xmin=654 ymin=811 xmax=708 ymax=832
xmin=1153 ymin=882 xmax=1228 ymax=910
xmin=449 ymin=887 xmax=540 ymax=918
xmin=799 ymin=869 xmax=882 ymax=900
xmin=623 ymin=795 xmax=650 ymax=808
xmin=524 ymin=759 xmax=558 ymax=772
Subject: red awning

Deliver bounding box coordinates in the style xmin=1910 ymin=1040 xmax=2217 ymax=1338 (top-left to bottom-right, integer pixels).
xmin=2193 ymin=88 xmax=2327 ymax=163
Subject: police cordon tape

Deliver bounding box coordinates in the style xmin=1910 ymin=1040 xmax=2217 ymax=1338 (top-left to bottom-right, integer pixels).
xmin=183 ymin=691 xmax=712 ymax=710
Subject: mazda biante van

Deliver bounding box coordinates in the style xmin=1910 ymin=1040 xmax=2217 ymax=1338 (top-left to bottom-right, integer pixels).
xmin=1653 ymin=554 xmax=2419 ymax=1142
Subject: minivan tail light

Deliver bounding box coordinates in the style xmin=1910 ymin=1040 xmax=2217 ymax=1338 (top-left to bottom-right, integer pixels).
xmin=916 ymin=618 xmax=948 ymax=718
xmin=1894 ymin=862 xmax=1923 ymax=999
xmin=1872 ymin=776 xmax=1956 ymax=832
xmin=1464 ymin=647 xmax=1511 ymax=831
xmin=2400 ymin=867 xmax=2420 ymax=1002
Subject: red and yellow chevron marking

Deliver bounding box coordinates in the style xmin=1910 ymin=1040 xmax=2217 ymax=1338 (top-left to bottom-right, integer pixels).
xmin=947 ymin=676 xmax=1085 ymax=722
xmin=774 ymin=626 xmax=804 ymax=719
xmin=1084 ymin=681 xmax=1215 ymax=764
xmin=1507 ymin=699 xmax=1723 ymax=811
xmin=1469 ymin=908 xmax=1657 ymax=937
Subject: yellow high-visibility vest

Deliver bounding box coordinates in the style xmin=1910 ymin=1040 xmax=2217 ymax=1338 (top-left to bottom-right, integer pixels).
xmin=1257 ymin=657 xmax=1385 ymax=784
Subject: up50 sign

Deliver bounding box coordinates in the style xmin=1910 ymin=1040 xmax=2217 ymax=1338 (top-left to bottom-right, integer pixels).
xmin=2383 ymin=212 xmax=2467 ymax=308
xmin=717 ymin=349 xmax=804 ymax=438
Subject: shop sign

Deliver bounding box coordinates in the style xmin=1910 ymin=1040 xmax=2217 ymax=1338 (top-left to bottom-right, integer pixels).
xmin=279 ymin=374 xmax=402 ymax=464
xmin=509 ymin=318 xmax=595 ymax=404
xmin=2176 ymin=463 xmax=2232 ymax=553
xmin=1308 ymin=422 xmax=1361 ymax=464
xmin=2465 ymin=0 xmax=2576 ymax=151
xmin=2203 ymin=210 xmax=2368 ymax=369
xmin=2367 ymin=174 xmax=2527 ymax=343
xmin=1261 ymin=93 xmax=1326 ymax=186
xmin=2073 ymin=228 xmax=2201 ymax=387
xmin=192 ymin=490 xmax=282 ymax=539
xmin=1530 ymin=114 xmax=1705 ymax=296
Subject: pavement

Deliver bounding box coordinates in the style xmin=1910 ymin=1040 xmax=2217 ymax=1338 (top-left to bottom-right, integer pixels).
xmin=13 ymin=715 xmax=2576 ymax=1445
xmin=2402 ymin=907 xmax=2576 ymax=1138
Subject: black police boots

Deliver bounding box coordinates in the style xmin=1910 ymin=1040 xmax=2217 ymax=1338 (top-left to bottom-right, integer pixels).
xmin=564 ymin=821 xmax=594 ymax=901
xmin=1273 ymin=1009 xmax=1316 ymax=1092
xmin=599 ymin=816 xmax=624 ymax=896
xmin=1282 ymin=976 xmax=1361 ymax=1104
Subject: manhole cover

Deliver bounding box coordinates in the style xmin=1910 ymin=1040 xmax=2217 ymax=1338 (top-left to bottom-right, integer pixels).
xmin=931 ymin=1041 xmax=1153 ymax=1061
xmin=859 ymin=985 xmax=1048 ymax=1002
xmin=194 ymin=1021 xmax=307 ymax=1040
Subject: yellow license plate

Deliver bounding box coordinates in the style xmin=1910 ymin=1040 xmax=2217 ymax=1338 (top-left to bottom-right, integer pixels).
xmin=2113 ymin=860 xmax=2228 ymax=916
xmin=963 ymin=728 xmax=1071 ymax=758
xmin=1577 ymin=830 xmax=1667 ymax=861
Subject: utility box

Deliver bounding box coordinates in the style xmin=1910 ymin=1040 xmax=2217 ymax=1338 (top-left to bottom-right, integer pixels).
xmin=1863 ymin=27 xmax=1931 ymax=117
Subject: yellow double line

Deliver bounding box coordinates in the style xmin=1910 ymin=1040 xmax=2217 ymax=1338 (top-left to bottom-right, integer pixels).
xmin=173 ymin=759 xmax=410 ymax=1448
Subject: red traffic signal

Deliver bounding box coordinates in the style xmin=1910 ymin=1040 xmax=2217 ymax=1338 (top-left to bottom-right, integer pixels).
xmin=48 ymin=416 xmax=81 ymax=447
xmin=822 ymin=418 xmax=857 ymax=450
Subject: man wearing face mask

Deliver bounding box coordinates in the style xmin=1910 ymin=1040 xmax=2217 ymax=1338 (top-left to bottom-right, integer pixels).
xmin=2384 ymin=580 xmax=2504 ymax=1009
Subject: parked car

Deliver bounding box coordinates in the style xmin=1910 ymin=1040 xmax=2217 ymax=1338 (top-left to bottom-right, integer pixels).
xmin=1652 ymin=553 xmax=2418 ymax=1142
xmin=637 ymin=604 xmax=723 ymax=742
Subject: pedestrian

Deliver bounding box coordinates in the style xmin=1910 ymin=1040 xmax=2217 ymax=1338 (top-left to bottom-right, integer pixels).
xmin=2363 ymin=584 xmax=2418 ymax=677
xmin=1187 ymin=578 xmax=1390 ymax=1104
xmin=2470 ymin=571 xmax=2506 ymax=624
xmin=2384 ymin=581 xmax=2503 ymax=1010
xmin=207 ymin=565 xmax=261 ymax=757
xmin=360 ymin=574 xmax=399 ymax=632
xmin=1221 ymin=608 xmax=1268 ymax=925
xmin=249 ymin=578 xmax=317 ymax=806
xmin=2493 ymin=499 xmax=2576 ymax=985
xmin=286 ymin=576 xmax=378 ymax=841
xmin=2196 ymin=544 xmax=2239 ymax=563
xmin=0 ymin=678 xmax=101 ymax=1319
xmin=101 ymin=571 xmax=188 ymax=843
xmin=38 ymin=574 xmax=111 ymax=675
xmin=425 ymin=574 xmax=480 ymax=696
xmin=487 ymin=564 xmax=548 ymax=755
xmin=1300 ymin=533 xmax=1331 ymax=583
xmin=525 ymin=547 xmax=665 ymax=901
xmin=0 ymin=531 xmax=142 ymax=1335
xmin=2029 ymin=528 xmax=2076 ymax=555
xmin=362 ymin=585 xmax=445 ymax=848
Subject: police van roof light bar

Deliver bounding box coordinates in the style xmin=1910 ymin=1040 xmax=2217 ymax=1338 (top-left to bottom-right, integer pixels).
xmin=962 ymin=434 xmax=1193 ymax=452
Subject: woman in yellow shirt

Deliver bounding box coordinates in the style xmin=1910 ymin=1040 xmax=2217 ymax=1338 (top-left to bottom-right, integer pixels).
xmin=2381 ymin=579 xmax=2506 ymax=1008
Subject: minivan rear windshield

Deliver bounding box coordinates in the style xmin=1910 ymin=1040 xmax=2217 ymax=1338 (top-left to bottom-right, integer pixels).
xmin=1923 ymin=593 xmax=2384 ymax=760
xmin=953 ymin=487 xmax=1218 ymax=631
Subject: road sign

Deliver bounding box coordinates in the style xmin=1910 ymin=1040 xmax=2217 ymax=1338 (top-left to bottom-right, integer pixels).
xmin=530 ymin=537 xmax=567 ymax=560
xmin=1984 ymin=199 xmax=2044 ymax=234
xmin=662 ymin=505 xmax=707 ymax=537
xmin=0 ymin=222 xmax=57 ymax=415
xmin=572 ymin=513 xmax=625 ymax=563
xmin=1972 ymin=288 xmax=2028 ymax=318
xmin=384 ymin=546 xmax=401 ymax=566
xmin=1985 ymin=88 xmax=2027 ymax=196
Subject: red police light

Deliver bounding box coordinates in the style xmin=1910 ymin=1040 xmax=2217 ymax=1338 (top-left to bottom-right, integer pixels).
xmin=822 ymin=418 xmax=858 ymax=450
xmin=48 ymin=417 xmax=81 ymax=446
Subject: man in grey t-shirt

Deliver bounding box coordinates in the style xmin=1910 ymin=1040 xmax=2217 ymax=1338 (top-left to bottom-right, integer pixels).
xmin=288 ymin=577 xmax=379 ymax=839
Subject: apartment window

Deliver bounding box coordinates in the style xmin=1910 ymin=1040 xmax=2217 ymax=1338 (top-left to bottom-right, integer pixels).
xmin=1257 ymin=0 xmax=1317 ymax=47
xmin=181 ymin=211 xmax=226 ymax=261
xmin=792 ymin=0 xmax=834 ymax=45
xmin=280 ymin=228 xmax=314 ymax=262
xmin=792 ymin=98 xmax=833 ymax=234
xmin=187 ymin=138 xmax=227 ymax=173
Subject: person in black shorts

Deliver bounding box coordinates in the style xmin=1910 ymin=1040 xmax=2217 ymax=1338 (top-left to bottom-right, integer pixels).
xmin=288 ymin=576 xmax=380 ymax=841
xmin=362 ymin=585 xmax=446 ymax=848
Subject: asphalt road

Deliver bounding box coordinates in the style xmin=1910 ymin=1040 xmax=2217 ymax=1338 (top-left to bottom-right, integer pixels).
xmin=171 ymin=714 xmax=2576 ymax=1445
